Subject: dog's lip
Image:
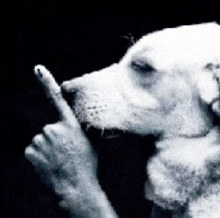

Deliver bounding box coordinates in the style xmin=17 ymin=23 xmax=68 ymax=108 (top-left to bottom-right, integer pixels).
xmin=80 ymin=123 xmax=124 ymax=139
xmin=211 ymin=96 xmax=220 ymax=104
xmin=88 ymin=127 xmax=124 ymax=139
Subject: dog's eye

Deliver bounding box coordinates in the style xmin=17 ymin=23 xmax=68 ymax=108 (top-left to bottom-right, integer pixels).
xmin=131 ymin=60 xmax=155 ymax=73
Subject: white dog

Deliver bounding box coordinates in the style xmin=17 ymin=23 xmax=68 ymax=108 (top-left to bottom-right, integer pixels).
xmin=26 ymin=23 xmax=220 ymax=218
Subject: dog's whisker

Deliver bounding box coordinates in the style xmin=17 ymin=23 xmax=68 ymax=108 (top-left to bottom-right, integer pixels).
xmin=85 ymin=124 xmax=92 ymax=132
xmin=101 ymin=128 xmax=105 ymax=137
xmin=120 ymin=33 xmax=136 ymax=46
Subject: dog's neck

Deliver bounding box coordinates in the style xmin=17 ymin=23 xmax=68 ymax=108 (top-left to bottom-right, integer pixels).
xmin=151 ymin=125 xmax=220 ymax=218
xmin=156 ymin=125 xmax=220 ymax=150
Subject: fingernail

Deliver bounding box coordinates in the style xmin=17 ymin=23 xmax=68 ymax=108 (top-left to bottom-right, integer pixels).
xmin=37 ymin=68 xmax=43 ymax=78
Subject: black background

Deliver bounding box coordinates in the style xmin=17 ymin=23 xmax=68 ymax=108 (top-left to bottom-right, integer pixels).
xmin=0 ymin=1 xmax=218 ymax=217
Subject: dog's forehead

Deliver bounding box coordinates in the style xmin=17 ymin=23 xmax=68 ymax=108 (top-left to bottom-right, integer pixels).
xmin=121 ymin=23 xmax=220 ymax=67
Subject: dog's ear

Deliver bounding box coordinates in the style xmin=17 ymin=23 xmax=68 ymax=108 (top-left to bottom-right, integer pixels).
xmin=196 ymin=63 xmax=220 ymax=115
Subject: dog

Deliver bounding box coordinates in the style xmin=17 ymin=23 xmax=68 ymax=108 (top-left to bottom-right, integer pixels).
xmin=26 ymin=23 xmax=220 ymax=218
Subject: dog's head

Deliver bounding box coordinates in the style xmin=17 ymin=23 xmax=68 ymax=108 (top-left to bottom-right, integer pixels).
xmin=62 ymin=23 xmax=220 ymax=139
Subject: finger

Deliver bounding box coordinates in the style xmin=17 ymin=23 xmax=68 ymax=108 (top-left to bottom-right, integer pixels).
xmin=25 ymin=145 xmax=49 ymax=167
xmin=42 ymin=123 xmax=67 ymax=144
xmin=34 ymin=65 xmax=80 ymax=126
xmin=42 ymin=124 xmax=57 ymax=141
xmin=32 ymin=134 xmax=47 ymax=151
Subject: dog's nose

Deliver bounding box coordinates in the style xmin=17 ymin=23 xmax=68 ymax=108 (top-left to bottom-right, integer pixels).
xmin=61 ymin=80 xmax=80 ymax=109
xmin=61 ymin=79 xmax=80 ymax=93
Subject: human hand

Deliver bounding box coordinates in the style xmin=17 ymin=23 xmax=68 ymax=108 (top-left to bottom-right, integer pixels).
xmin=25 ymin=65 xmax=98 ymax=189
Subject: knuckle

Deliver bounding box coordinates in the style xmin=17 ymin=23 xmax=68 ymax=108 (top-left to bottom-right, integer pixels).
xmin=25 ymin=146 xmax=49 ymax=167
xmin=64 ymin=120 xmax=80 ymax=131
xmin=42 ymin=123 xmax=66 ymax=139
xmin=56 ymin=121 xmax=68 ymax=130
xmin=32 ymin=134 xmax=43 ymax=145
xmin=42 ymin=124 xmax=54 ymax=135
xmin=43 ymin=122 xmax=63 ymax=135
xmin=25 ymin=145 xmax=35 ymax=157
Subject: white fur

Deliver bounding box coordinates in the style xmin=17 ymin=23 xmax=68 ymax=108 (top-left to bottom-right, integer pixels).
xmin=62 ymin=23 xmax=220 ymax=217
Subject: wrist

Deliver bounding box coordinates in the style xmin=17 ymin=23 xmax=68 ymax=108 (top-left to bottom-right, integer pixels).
xmin=56 ymin=179 xmax=118 ymax=218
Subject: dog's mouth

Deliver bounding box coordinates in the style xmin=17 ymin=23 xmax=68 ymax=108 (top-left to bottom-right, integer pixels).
xmin=80 ymin=123 xmax=125 ymax=140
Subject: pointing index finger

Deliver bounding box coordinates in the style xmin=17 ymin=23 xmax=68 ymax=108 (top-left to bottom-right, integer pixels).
xmin=34 ymin=65 xmax=79 ymax=125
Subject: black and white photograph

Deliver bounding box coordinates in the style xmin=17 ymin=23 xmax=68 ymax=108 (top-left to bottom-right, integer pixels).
xmin=1 ymin=1 xmax=220 ymax=217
